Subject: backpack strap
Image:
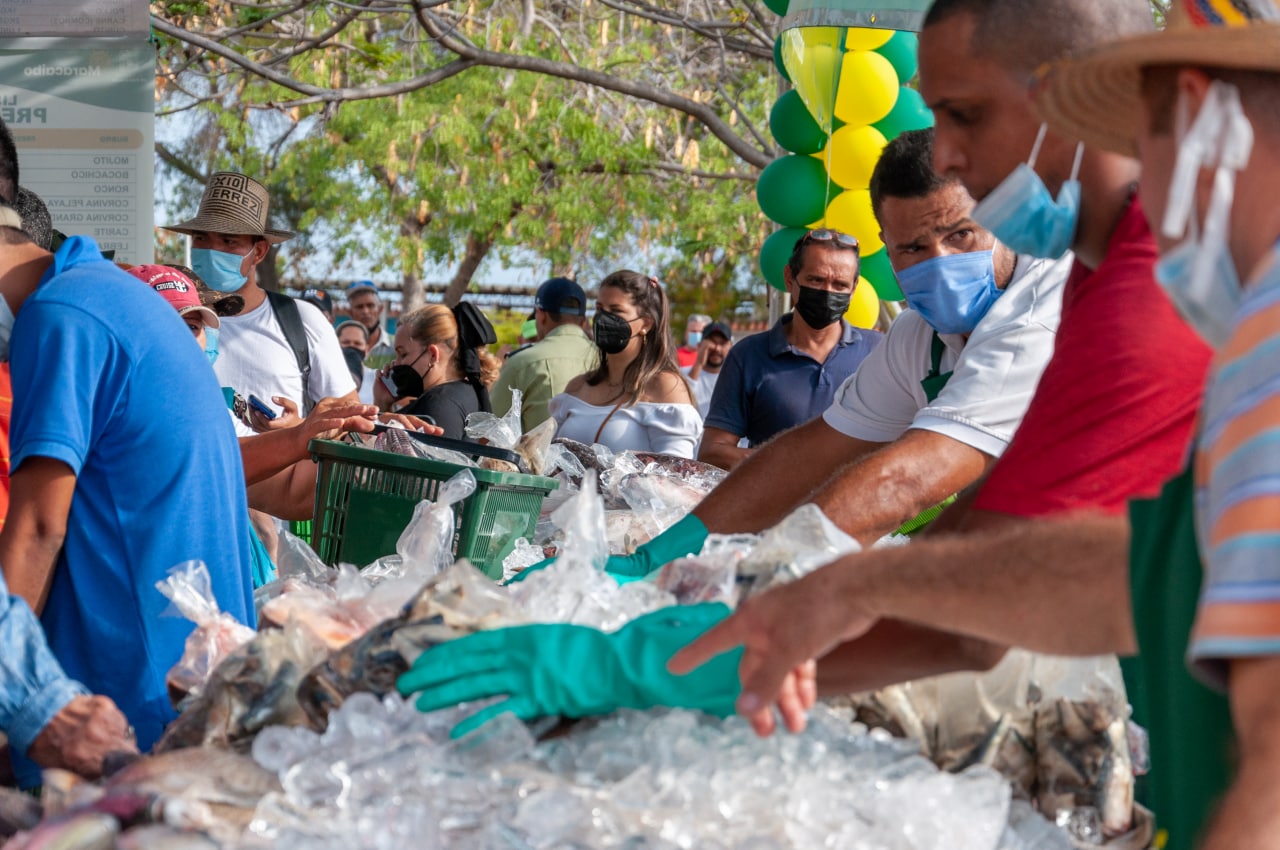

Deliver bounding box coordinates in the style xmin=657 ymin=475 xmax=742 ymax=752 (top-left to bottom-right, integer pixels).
xmin=265 ymin=290 xmax=313 ymax=416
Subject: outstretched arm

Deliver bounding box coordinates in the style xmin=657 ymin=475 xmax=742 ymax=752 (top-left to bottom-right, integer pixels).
xmin=816 ymin=620 xmax=1009 ymax=697
xmin=810 ymin=427 xmax=995 ymax=546
xmin=695 ymin=418 xmax=877 ymax=533
xmin=673 ymin=513 xmax=1133 ymax=734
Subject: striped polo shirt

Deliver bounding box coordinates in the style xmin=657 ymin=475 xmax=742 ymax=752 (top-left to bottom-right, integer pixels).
xmin=1191 ymin=245 xmax=1280 ymax=687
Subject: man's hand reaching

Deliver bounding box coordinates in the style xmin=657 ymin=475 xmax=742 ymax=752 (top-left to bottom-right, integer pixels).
xmin=26 ymin=695 xmax=137 ymax=779
xmin=668 ymin=563 xmax=876 ymax=735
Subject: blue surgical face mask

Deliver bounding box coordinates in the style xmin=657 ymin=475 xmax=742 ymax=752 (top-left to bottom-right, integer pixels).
xmin=972 ymin=125 xmax=1083 ymax=260
xmin=1153 ymin=81 xmax=1253 ymax=349
xmin=191 ymin=248 xmax=249 ymax=293
xmin=204 ymin=325 xmax=221 ymax=366
xmin=895 ymin=250 xmax=1004 ymax=335
xmin=686 ymin=331 xmax=702 ymax=347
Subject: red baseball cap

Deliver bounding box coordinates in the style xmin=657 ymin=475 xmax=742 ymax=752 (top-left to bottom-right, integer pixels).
xmin=128 ymin=264 xmax=220 ymax=329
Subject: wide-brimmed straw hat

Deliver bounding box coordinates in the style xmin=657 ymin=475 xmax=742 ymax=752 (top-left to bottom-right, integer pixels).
xmin=162 ymin=171 xmax=295 ymax=244
xmin=1034 ymin=0 xmax=1280 ymax=158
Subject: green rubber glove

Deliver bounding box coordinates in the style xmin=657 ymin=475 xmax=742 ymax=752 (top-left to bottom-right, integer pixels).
xmin=396 ymin=602 xmax=741 ymax=737
xmin=604 ymin=513 xmax=709 ymax=578
xmin=505 ymin=513 xmax=709 ymax=584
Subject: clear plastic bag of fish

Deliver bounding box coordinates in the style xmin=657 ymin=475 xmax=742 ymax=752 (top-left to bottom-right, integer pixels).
xmin=603 ymin=509 xmax=670 ymax=555
xmin=272 ymin=522 xmax=329 ymax=581
xmin=508 ymin=472 xmax=674 ymax=631
xmin=501 ymin=537 xmax=549 ymax=583
xmin=295 ymin=561 xmax=530 ymax=729
xmin=654 ymin=553 xmax=740 ymax=607
xmin=739 ymin=504 xmax=861 ymax=593
xmin=853 ymin=650 xmax=1040 ymax=797
xmin=466 ymin=388 xmax=524 ymax=449
xmin=156 ymin=620 xmax=331 ymax=752
xmin=157 ymin=561 xmax=257 ymax=709
xmin=1031 ymin=655 xmax=1134 ymax=839
xmin=367 ymin=423 xmax=475 ymax=466
xmin=544 ymin=441 xmax=586 ymax=485
xmin=395 ymin=469 xmax=475 ymax=577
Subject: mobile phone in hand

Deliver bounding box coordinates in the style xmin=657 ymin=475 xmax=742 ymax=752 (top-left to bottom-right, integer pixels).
xmin=248 ymin=394 xmax=278 ymax=420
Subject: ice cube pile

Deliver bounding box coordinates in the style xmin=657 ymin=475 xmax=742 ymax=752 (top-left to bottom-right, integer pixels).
xmin=243 ymin=694 xmax=1070 ymax=850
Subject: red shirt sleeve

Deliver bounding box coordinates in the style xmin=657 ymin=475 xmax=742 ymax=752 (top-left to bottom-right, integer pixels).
xmin=974 ymin=198 xmax=1212 ymax=518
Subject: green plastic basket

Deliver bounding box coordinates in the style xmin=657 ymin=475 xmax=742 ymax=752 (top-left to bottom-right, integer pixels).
xmin=289 ymin=520 xmax=312 ymax=545
xmin=308 ymin=439 xmax=558 ymax=580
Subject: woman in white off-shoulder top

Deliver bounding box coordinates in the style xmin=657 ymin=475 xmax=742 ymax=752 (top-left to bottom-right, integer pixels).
xmin=549 ymin=270 xmax=702 ymax=458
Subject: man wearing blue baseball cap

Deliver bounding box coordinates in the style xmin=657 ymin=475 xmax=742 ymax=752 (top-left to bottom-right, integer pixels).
xmin=491 ymin=277 xmax=598 ymax=431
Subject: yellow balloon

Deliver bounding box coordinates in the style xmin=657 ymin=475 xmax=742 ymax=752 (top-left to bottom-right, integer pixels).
xmin=834 ymin=51 xmax=899 ymax=127
xmin=845 ymin=278 xmax=880 ymax=329
xmin=780 ymin=27 xmax=844 ymax=133
xmin=844 ymin=27 xmax=892 ymax=51
xmin=828 ymin=124 xmax=887 ymax=190
xmin=825 ymin=189 xmax=883 ymax=254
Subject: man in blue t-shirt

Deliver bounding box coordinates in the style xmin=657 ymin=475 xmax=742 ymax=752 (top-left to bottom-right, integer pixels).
xmin=0 ymin=199 xmax=255 ymax=755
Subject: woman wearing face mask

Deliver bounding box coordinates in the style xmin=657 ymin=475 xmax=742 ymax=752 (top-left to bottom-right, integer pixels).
xmin=549 ymin=271 xmax=701 ymax=458
xmin=375 ymin=302 xmax=501 ymax=440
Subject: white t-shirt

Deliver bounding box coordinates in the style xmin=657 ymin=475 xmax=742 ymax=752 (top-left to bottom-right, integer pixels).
xmin=681 ymin=367 xmax=720 ymax=419
xmin=549 ymin=393 xmax=703 ymax=458
xmin=823 ymin=253 xmax=1071 ymax=457
xmin=215 ymin=296 xmax=357 ymax=436
xmin=358 ymin=365 xmax=379 ymax=406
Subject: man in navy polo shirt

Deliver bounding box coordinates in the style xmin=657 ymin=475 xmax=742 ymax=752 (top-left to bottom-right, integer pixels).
xmin=699 ymin=231 xmax=881 ymax=470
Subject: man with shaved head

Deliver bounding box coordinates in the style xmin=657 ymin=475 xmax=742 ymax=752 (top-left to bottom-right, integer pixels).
xmin=673 ymin=0 xmax=1221 ymax=843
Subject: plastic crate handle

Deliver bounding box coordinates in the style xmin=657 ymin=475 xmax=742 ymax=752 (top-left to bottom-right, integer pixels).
xmin=368 ymin=425 xmax=526 ymax=470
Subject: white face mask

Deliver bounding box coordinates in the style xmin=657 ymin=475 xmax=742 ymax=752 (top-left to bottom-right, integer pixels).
xmin=0 ymin=295 xmax=14 ymax=362
xmin=1153 ymin=80 xmax=1254 ymax=349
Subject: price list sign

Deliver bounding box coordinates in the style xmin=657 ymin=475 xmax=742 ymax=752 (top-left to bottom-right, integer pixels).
xmin=0 ymin=0 xmax=149 ymax=38
xmin=0 ymin=42 xmax=155 ymax=263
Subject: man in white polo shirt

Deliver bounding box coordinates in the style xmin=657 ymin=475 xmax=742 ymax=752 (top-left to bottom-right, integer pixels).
xmin=518 ymin=128 xmax=1074 ymax=582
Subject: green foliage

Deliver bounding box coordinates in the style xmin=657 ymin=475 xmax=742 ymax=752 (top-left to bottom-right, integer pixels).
xmin=154 ymin=1 xmax=778 ymax=324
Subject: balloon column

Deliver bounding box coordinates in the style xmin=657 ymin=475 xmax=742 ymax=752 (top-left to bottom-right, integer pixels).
xmin=757 ymin=10 xmax=934 ymax=327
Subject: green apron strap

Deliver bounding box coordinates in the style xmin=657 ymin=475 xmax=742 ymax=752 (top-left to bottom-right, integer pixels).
xmin=1124 ymin=465 xmax=1234 ymax=850
xmin=920 ymin=331 xmax=954 ymax=404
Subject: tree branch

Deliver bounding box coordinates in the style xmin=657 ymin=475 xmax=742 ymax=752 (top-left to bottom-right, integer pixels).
xmin=151 ymin=15 xmax=480 ymax=104
xmin=411 ymin=2 xmax=770 ymax=168
xmin=155 ymin=142 xmax=208 ymax=183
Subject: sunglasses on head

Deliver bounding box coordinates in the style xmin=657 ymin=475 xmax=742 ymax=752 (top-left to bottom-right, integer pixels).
xmin=796 ymin=228 xmax=859 ymax=252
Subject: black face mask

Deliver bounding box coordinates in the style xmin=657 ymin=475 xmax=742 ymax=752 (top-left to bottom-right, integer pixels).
xmin=593 ymin=311 xmax=635 ymax=355
xmin=387 ymin=350 xmax=429 ymax=397
xmin=794 ymin=285 xmax=851 ymax=330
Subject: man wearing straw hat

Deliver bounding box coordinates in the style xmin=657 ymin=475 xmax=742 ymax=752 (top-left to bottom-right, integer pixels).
xmin=1033 ymin=2 xmax=1280 ymax=847
xmin=162 ymin=172 xmax=358 ymax=435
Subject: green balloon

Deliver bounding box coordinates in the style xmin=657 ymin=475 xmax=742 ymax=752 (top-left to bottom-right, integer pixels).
xmin=770 ymin=90 xmax=827 ymax=155
xmin=756 ymin=155 xmax=831 ymax=228
xmin=875 ymin=31 xmax=918 ymax=83
xmin=872 ymin=86 xmax=934 ymax=140
xmin=773 ymin=35 xmax=792 ymax=82
xmin=859 ymin=247 xmax=904 ymax=301
xmin=760 ymin=227 xmax=809 ymax=291
xmin=763 ymin=0 xmax=789 ymax=15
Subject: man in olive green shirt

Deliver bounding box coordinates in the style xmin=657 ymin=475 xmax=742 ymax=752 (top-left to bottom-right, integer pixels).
xmin=491 ymin=277 xmax=598 ymax=432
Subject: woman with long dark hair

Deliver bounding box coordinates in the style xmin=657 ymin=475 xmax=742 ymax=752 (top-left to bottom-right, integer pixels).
xmin=549 ymin=270 xmax=701 ymax=457
xmin=374 ymin=302 xmax=500 ymax=439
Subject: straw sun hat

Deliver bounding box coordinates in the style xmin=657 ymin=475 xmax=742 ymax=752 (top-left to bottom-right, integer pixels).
xmin=162 ymin=171 xmax=295 ymax=244
xmin=1034 ymin=0 xmax=1280 ymax=158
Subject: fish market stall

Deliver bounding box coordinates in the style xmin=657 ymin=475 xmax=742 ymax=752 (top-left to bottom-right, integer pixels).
xmin=0 ymin=414 xmax=1152 ymax=850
